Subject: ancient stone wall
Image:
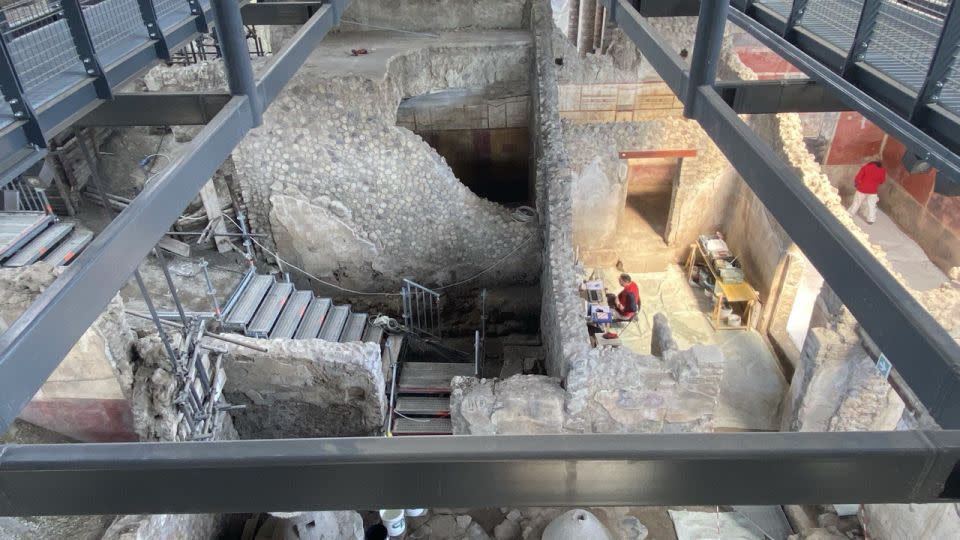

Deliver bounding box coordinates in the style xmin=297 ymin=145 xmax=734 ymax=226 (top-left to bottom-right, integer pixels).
xmin=220 ymin=337 xmax=385 ymax=438
xmin=531 ymin=0 xmax=591 ymax=378
xmin=343 ymin=0 xmax=530 ymax=32
xmin=143 ymin=36 xmax=540 ymax=292
xmin=451 ymin=311 xmax=725 ymax=434
xmin=0 ymin=264 xmax=137 ymax=442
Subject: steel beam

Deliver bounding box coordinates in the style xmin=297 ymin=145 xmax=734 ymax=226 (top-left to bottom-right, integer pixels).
xmin=605 ymin=0 xmax=960 ymax=428
xmin=60 ymin=0 xmax=112 ymax=99
xmin=241 ymin=1 xmax=323 ymax=25
xmin=75 ymin=93 xmax=232 ymax=127
xmin=782 ymin=0 xmax=808 ymax=41
xmin=212 ymin=0 xmax=262 ymax=126
xmin=910 ymin=0 xmax=960 ymax=122
xmin=629 ymin=0 xmax=699 ymax=18
xmin=0 ymin=2 xmax=347 ymax=432
xmin=842 ymin=0 xmax=881 ymax=77
xmin=1 ymin=431 xmax=959 ymax=515
xmin=714 ymin=79 xmax=850 ymax=114
xmin=683 ymin=0 xmax=727 ymax=117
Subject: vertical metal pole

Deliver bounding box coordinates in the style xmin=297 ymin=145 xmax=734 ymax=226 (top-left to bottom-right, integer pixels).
xmin=841 ymin=0 xmax=881 ymax=77
xmin=60 ymin=0 xmax=111 ymax=99
xmin=154 ymin=247 xmax=188 ymax=326
xmin=188 ymin=0 xmax=209 ymax=33
xmin=211 ymin=0 xmax=262 ymax=126
xmin=683 ymin=0 xmax=728 ymax=118
xmin=199 ymin=259 xmax=222 ymax=319
xmin=133 ymin=270 xmax=180 ymax=371
xmin=910 ymin=0 xmax=960 ymax=122
xmin=0 ymin=32 xmax=44 ymax=147
xmin=782 ymin=0 xmax=809 ymax=41
xmin=135 ymin=0 xmax=171 ymax=60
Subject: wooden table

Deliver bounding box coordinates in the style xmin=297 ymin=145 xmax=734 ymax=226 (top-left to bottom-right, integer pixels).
xmin=685 ymin=242 xmax=759 ymax=330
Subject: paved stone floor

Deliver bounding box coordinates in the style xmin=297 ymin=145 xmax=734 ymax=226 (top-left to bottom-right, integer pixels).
xmin=589 ymin=264 xmax=787 ymax=431
xmin=849 ymin=208 xmax=947 ymax=292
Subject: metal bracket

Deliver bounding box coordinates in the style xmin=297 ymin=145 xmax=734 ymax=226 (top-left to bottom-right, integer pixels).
xmin=188 ymin=0 xmax=209 ymax=33
xmin=60 ymin=0 xmax=112 ymax=100
xmin=910 ymin=0 xmax=960 ymax=122
xmin=0 ymin=36 xmax=44 ymax=147
xmin=135 ymin=0 xmax=171 ymax=60
xmin=842 ymin=0 xmax=881 ymax=76
xmin=782 ymin=0 xmax=808 ymax=41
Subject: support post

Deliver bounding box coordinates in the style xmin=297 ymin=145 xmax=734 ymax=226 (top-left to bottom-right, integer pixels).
xmin=910 ymin=0 xmax=960 ymax=122
xmin=154 ymin=247 xmax=188 ymax=326
xmin=188 ymin=0 xmax=210 ymax=33
xmin=782 ymin=0 xmax=809 ymax=41
xmin=842 ymin=0 xmax=881 ymax=77
xmin=568 ymin=0 xmax=581 ymax=45
xmin=683 ymin=0 xmax=728 ymax=118
xmin=60 ymin=0 xmax=112 ymax=99
xmin=135 ymin=0 xmax=171 ymax=60
xmin=0 ymin=35 xmax=44 ymax=147
xmin=211 ymin=0 xmax=262 ymax=126
xmin=578 ymin=0 xmax=597 ymax=56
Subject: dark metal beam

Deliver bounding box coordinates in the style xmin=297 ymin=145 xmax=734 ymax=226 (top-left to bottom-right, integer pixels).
xmin=715 ymin=79 xmax=851 ymax=113
xmin=0 ymin=1 xmax=347 ymax=432
xmin=910 ymin=0 xmax=960 ymax=122
xmin=601 ymin=0 xmax=689 ymax=97
xmin=2 ymin=431 xmax=959 ymax=515
xmin=75 ymin=93 xmax=231 ymax=127
xmin=842 ymin=0 xmax=881 ymax=77
xmin=683 ymin=0 xmax=727 ymax=118
xmin=782 ymin=0 xmax=808 ymax=40
xmin=606 ymin=0 xmax=960 ymax=428
xmin=628 ymin=0 xmax=700 ymax=18
xmin=241 ymin=1 xmax=323 ymax=25
xmin=60 ymin=0 xmax=112 ymax=99
xmin=212 ymin=0 xmax=263 ymax=126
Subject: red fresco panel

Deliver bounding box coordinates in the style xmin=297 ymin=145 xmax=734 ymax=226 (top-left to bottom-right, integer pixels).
xmin=826 ymin=112 xmax=885 ymax=165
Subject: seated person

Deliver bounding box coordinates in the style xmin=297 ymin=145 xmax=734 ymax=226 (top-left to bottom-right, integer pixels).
xmin=606 ymin=273 xmax=640 ymax=320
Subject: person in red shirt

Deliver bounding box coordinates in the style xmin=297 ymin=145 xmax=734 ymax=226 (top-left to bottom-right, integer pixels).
xmin=607 ymin=273 xmax=640 ymax=320
xmin=847 ymin=160 xmax=886 ymax=224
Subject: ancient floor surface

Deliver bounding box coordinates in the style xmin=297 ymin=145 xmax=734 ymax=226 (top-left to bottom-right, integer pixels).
xmin=590 ymin=265 xmax=787 ymax=432
xmin=849 ymin=208 xmax=947 ymax=291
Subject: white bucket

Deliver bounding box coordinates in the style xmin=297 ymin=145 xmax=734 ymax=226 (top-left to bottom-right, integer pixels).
xmin=726 ymin=314 xmax=742 ymax=327
xmin=719 ymin=306 xmax=734 ymax=319
xmin=405 ymin=508 xmax=427 ymax=517
xmin=380 ymin=509 xmax=406 ymax=537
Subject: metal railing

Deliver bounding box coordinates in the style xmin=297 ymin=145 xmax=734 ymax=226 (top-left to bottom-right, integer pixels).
xmin=1 ymin=176 xmax=50 ymax=212
xmin=401 ymin=278 xmax=442 ymax=338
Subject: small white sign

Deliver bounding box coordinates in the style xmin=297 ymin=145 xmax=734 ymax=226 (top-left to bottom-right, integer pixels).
xmin=876 ymin=353 xmax=892 ymax=380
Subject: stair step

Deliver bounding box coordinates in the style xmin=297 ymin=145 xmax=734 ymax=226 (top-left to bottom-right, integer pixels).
xmin=340 ymin=312 xmax=367 ymax=343
xmin=270 ymin=290 xmax=313 ymax=339
xmin=0 ymin=212 xmax=54 ymax=260
xmin=42 ymin=228 xmax=93 ymax=266
xmin=398 ymin=362 xmax=475 ymax=393
xmin=362 ymin=324 xmax=384 ymax=345
xmin=247 ymin=282 xmax=295 ymax=337
xmin=392 ymin=416 xmax=452 ymax=435
xmin=3 ymin=221 xmax=74 ymax=267
xmin=395 ymin=396 xmax=450 ymax=415
xmin=294 ymin=297 xmax=332 ymax=339
xmin=319 ymin=304 xmax=351 ymax=342
xmin=223 ymin=274 xmax=273 ymax=326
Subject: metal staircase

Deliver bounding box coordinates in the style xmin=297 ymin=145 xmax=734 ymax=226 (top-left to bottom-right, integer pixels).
xmin=220 ymin=269 xmax=381 ymax=346
xmin=0 ymin=215 xmax=93 ymax=268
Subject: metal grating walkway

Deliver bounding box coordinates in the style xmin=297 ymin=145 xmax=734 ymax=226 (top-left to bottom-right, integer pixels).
xmin=398 ymin=362 xmax=475 ymax=393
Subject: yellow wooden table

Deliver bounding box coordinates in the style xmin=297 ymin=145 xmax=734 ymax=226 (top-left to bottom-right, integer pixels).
xmin=685 ymin=243 xmax=759 ymax=330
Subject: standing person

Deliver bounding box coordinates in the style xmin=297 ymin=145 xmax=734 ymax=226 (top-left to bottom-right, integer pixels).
xmin=847 ymin=160 xmax=887 ymax=224
xmin=607 ymin=273 xmax=640 ymax=320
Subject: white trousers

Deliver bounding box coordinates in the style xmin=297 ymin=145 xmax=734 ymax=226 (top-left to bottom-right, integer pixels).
xmin=847 ymin=191 xmax=879 ymax=223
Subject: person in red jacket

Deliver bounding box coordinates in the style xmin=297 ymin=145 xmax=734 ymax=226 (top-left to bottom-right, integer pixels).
xmin=847 ymin=160 xmax=887 ymax=224
xmin=607 ymin=273 xmax=640 ymax=320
